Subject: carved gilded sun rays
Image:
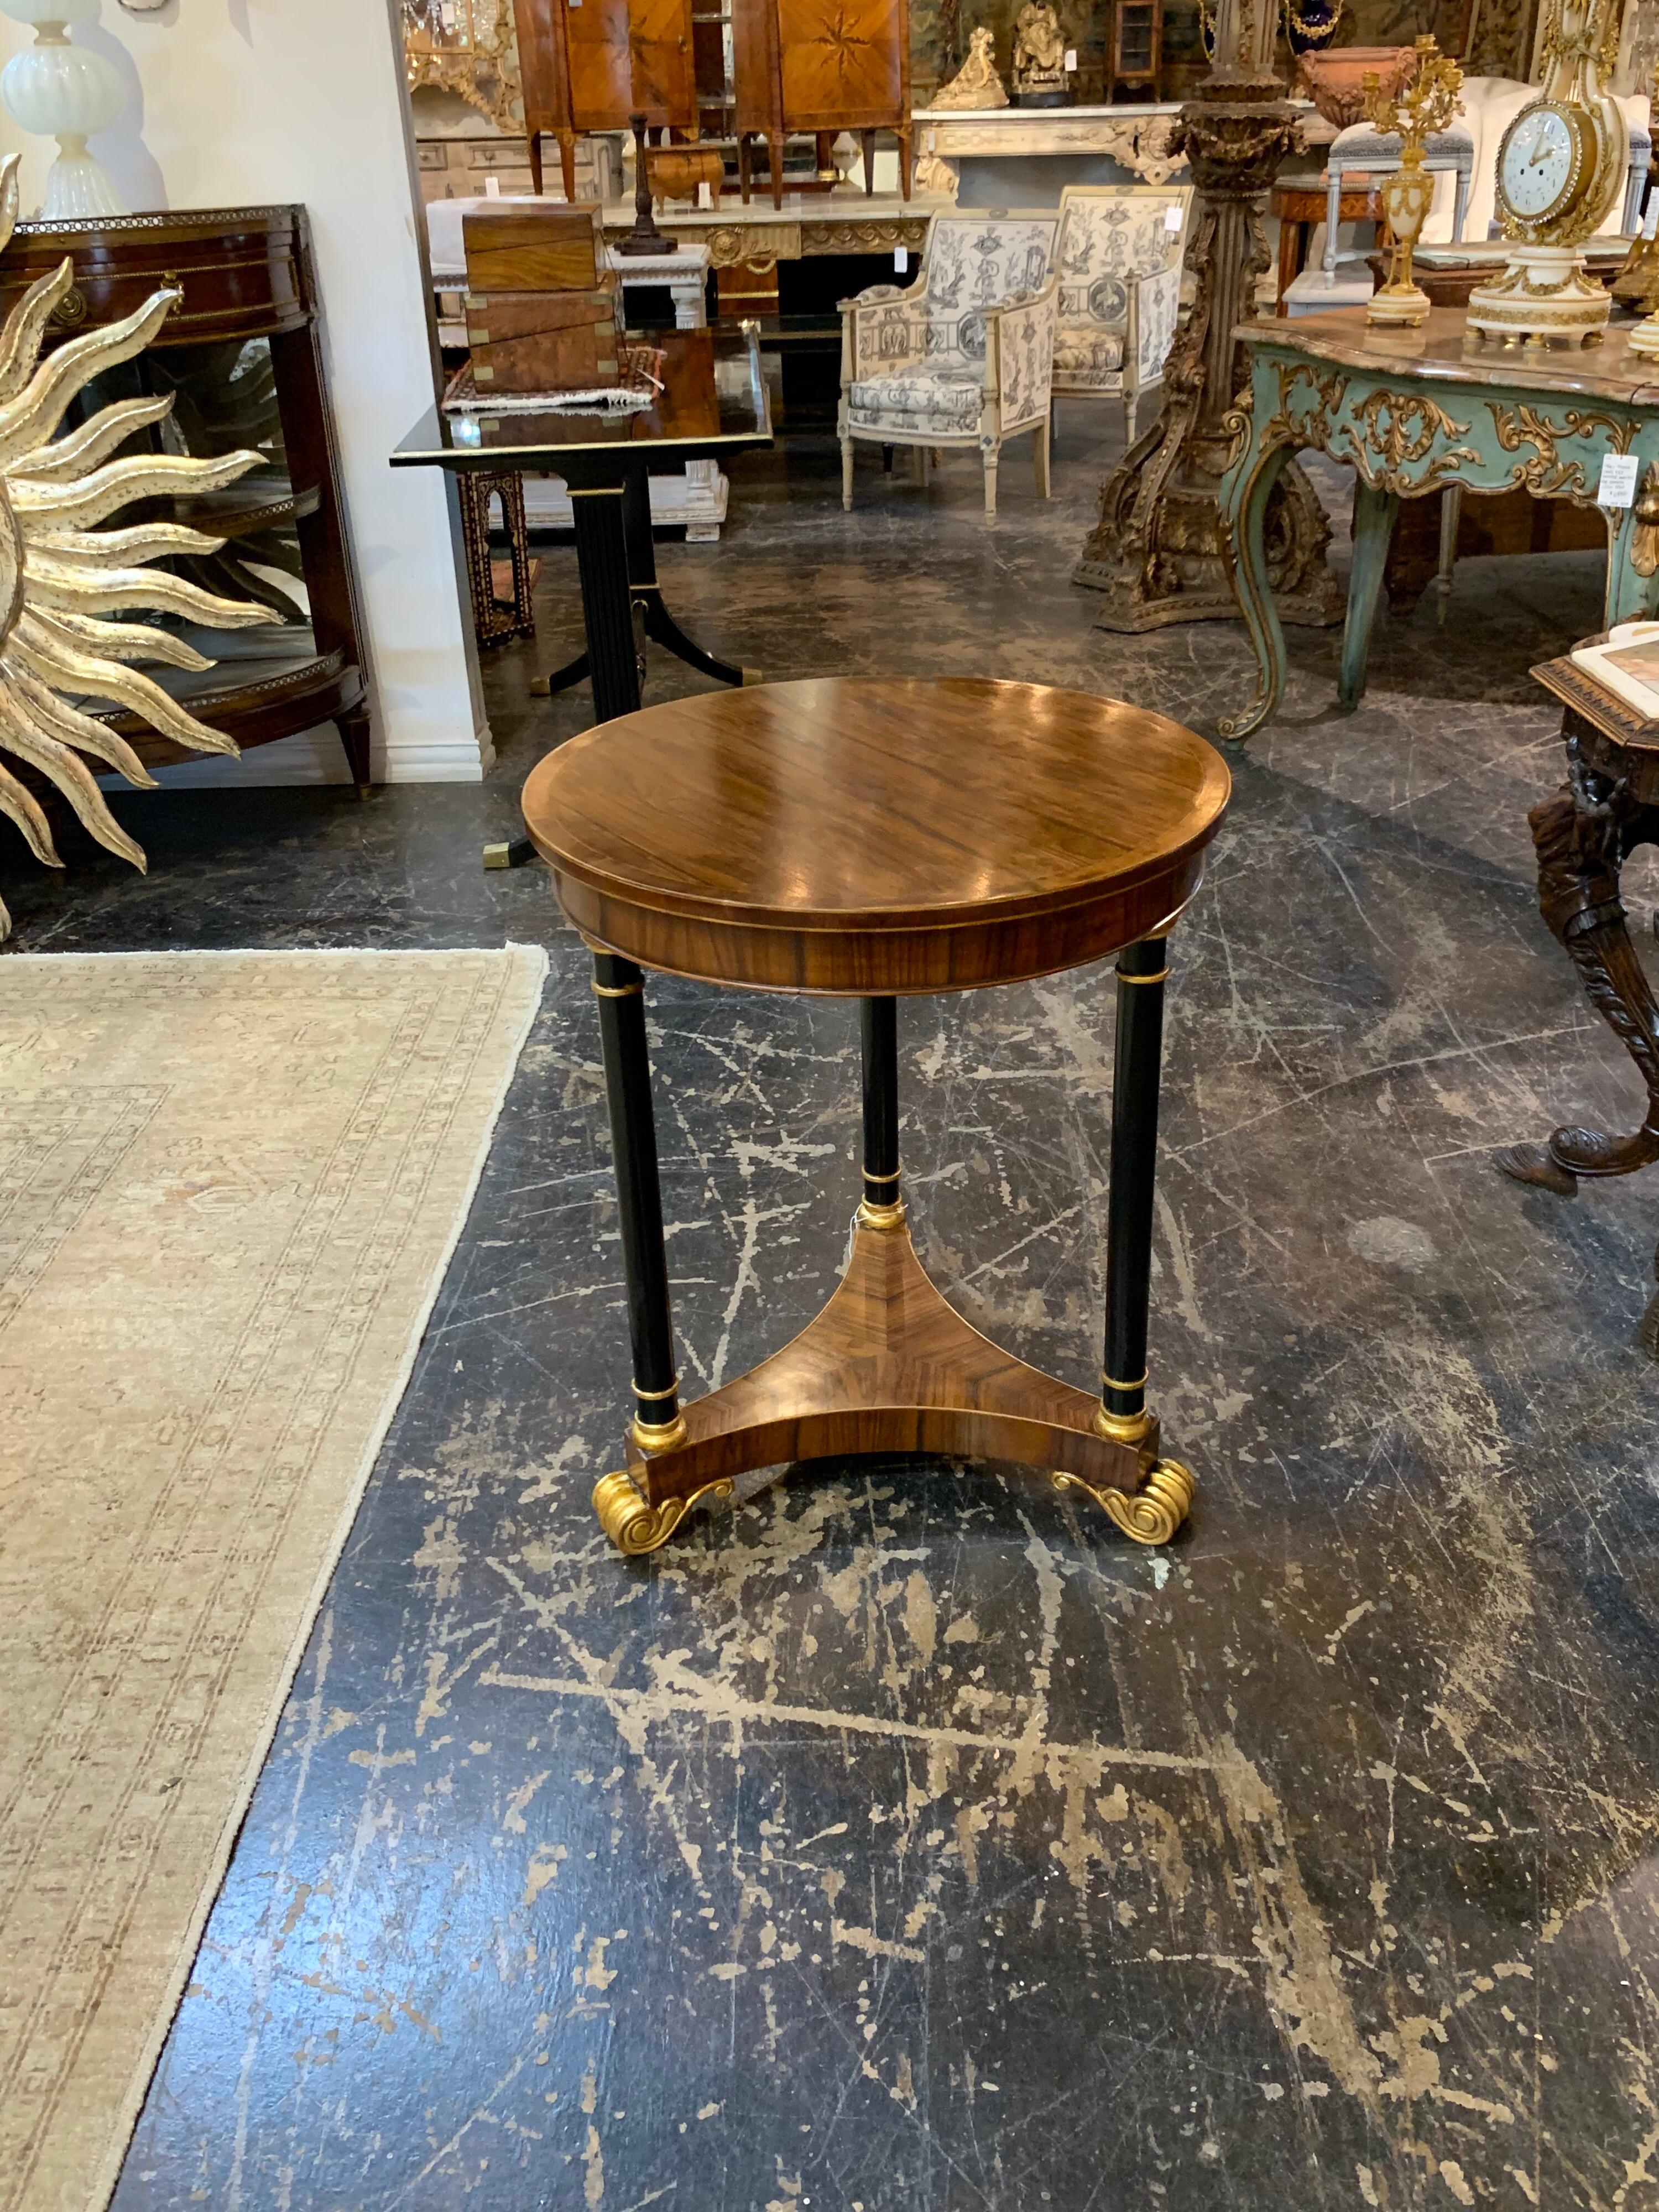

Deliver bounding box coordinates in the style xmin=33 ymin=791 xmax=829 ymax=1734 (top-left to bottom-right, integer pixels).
xmin=0 ymin=155 xmax=265 ymax=942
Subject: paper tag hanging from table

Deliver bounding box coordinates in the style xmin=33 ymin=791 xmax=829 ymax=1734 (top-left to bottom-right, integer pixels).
xmin=1064 ymin=47 xmax=1077 ymax=69
xmin=895 ymin=247 xmax=908 ymax=272
xmin=1165 ymin=202 xmax=1183 ymax=231
xmin=1599 ymin=453 xmax=1640 ymax=508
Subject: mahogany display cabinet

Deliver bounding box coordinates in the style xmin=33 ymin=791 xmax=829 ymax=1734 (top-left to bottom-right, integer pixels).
xmin=0 ymin=205 xmax=371 ymax=792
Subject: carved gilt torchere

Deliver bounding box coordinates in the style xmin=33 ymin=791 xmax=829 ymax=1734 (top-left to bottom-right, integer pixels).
xmin=1072 ymin=0 xmax=1343 ymax=633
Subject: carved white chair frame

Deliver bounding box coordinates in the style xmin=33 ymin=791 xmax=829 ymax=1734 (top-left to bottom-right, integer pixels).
xmin=1048 ymin=181 xmax=1195 ymax=442
xmin=837 ymin=211 xmax=1061 ymax=525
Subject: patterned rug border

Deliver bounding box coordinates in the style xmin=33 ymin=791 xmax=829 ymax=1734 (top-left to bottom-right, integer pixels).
xmin=0 ymin=942 xmax=549 ymax=2212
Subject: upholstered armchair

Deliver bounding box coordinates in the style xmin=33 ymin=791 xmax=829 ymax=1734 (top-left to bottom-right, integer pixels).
xmin=838 ymin=211 xmax=1060 ymax=523
xmin=1051 ymin=184 xmax=1193 ymax=440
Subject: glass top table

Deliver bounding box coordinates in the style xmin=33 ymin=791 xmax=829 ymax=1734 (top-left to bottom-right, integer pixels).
xmin=390 ymin=327 xmax=771 ymax=486
xmin=391 ymin=327 xmax=774 ymax=868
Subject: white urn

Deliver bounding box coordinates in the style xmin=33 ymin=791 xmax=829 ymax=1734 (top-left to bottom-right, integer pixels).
xmin=0 ymin=0 xmax=127 ymax=220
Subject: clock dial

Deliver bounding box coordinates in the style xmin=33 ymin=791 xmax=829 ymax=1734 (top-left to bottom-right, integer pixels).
xmin=1500 ymin=106 xmax=1578 ymax=221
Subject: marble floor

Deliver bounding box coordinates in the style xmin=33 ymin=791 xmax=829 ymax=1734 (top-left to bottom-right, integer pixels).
xmin=10 ymin=414 xmax=1659 ymax=2210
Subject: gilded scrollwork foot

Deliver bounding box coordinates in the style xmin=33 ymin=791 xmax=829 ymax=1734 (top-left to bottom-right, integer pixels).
xmin=592 ymin=1469 xmax=734 ymax=1555
xmin=1054 ymin=1458 xmax=1195 ymax=1546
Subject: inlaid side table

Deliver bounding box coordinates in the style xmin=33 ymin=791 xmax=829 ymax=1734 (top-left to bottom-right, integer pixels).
xmin=521 ymin=676 xmax=1231 ymax=1553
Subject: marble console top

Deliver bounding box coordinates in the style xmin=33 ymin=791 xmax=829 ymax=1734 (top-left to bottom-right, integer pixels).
xmin=1238 ymin=304 xmax=1659 ymax=405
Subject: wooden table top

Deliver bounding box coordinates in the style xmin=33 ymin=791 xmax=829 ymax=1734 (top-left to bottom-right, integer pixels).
xmin=521 ymin=677 xmax=1230 ymax=994
xmin=1236 ymin=305 xmax=1659 ymax=406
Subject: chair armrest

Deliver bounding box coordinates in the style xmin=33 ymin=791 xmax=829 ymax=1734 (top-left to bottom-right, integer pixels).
xmin=1128 ymin=262 xmax=1183 ymax=387
xmin=839 ymin=283 xmax=930 ymax=381
xmin=986 ymin=280 xmax=1059 ymax=428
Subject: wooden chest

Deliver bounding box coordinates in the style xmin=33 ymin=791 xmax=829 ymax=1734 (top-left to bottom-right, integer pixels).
xmin=465 ymin=288 xmax=620 ymax=393
xmin=462 ymin=202 xmax=607 ymax=292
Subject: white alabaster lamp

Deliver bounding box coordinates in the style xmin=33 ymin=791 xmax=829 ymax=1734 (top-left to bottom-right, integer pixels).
xmin=0 ymin=0 xmax=126 ymax=219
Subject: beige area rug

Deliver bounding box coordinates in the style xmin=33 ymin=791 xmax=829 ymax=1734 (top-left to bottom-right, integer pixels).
xmin=0 ymin=945 xmax=547 ymax=2212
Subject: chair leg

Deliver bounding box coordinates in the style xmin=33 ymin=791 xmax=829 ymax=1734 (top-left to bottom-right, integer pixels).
xmin=842 ymin=436 xmax=854 ymax=512
xmin=982 ymin=444 xmax=999 ymax=524
xmin=1124 ymin=390 xmax=1139 ymax=444
xmin=1034 ymin=417 xmax=1051 ymax=499
xmin=914 ymin=444 xmax=929 ymax=485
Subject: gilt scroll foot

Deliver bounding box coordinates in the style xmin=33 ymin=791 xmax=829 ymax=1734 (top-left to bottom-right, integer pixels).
xmin=1053 ymin=1458 xmax=1196 ymax=1546
xmin=592 ymin=1469 xmax=734 ymax=1555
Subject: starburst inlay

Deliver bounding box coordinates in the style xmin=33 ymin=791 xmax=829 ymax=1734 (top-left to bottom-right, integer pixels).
xmin=810 ymin=2 xmax=873 ymax=81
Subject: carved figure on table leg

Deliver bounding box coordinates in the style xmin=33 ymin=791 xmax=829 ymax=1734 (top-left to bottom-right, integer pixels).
xmin=1498 ymin=733 xmax=1659 ymax=1194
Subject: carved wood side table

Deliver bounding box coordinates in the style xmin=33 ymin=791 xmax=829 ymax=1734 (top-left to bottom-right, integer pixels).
xmin=1218 ymin=307 xmax=1659 ymax=742
xmin=520 ymin=676 xmax=1231 ymax=1554
xmin=1501 ymin=657 xmax=1659 ymax=1333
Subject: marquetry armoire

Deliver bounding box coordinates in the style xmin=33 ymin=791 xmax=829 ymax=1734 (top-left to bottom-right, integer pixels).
xmin=731 ymin=0 xmax=912 ymax=207
xmin=512 ymin=0 xmax=698 ymax=201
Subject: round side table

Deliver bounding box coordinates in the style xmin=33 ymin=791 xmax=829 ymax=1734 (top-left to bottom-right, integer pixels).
xmin=521 ymin=677 xmax=1232 ymax=1555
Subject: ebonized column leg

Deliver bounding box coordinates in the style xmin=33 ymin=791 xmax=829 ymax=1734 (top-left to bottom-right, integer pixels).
xmin=592 ymin=951 xmax=684 ymax=1452
xmin=491 ymin=486 xmax=641 ymax=871
xmin=572 ymin=486 xmax=644 ymax=724
xmin=1102 ymin=936 xmax=1168 ymax=1446
xmin=860 ymin=997 xmax=904 ymax=1228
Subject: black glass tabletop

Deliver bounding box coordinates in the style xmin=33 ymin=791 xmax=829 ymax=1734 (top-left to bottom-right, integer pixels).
xmin=390 ymin=326 xmax=771 ymax=478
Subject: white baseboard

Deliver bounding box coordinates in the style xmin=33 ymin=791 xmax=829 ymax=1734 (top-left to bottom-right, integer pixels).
xmin=100 ymin=721 xmax=493 ymax=791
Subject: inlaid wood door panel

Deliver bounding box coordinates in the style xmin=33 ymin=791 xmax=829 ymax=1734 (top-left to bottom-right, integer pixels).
xmin=778 ymin=0 xmax=904 ymax=126
xmin=628 ymin=0 xmax=697 ymax=122
xmin=565 ymin=0 xmax=635 ymax=127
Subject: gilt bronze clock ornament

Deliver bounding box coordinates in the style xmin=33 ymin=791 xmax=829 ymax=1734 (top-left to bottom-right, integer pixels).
xmin=1361 ymin=36 xmax=1464 ymax=328
xmin=1466 ymin=0 xmax=1626 ymax=346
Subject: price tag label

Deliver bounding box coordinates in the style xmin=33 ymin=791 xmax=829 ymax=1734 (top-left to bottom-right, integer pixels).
xmin=1063 ymin=46 xmax=1077 ymax=69
xmin=895 ymin=247 xmax=908 ymax=273
xmin=1164 ymin=201 xmax=1183 ymax=231
xmin=1599 ymin=452 xmax=1640 ymax=508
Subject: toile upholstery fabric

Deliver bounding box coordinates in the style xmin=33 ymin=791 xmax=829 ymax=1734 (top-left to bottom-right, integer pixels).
xmin=1050 ymin=184 xmax=1192 ymax=437
xmin=838 ymin=211 xmax=1061 ymax=521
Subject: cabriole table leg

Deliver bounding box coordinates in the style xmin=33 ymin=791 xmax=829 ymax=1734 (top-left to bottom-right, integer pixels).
xmin=589 ymin=951 xmax=734 ymax=1552
xmin=1055 ymin=935 xmax=1195 ymax=1545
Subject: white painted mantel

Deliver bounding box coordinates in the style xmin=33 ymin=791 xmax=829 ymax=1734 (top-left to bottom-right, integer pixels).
xmin=0 ymin=0 xmax=490 ymax=788
xmin=914 ymin=102 xmax=1192 ymax=204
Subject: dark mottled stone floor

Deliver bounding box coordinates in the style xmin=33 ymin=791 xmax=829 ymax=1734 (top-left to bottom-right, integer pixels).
xmin=12 ymin=415 xmax=1659 ymax=2211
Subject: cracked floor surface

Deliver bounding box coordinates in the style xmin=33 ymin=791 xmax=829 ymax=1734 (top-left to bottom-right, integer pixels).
xmin=7 ymin=413 xmax=1659 ymax=2210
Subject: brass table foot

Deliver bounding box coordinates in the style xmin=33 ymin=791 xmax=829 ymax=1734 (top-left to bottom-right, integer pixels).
xmin=1053 ymin=1459 xmax=1195 ymax=1547
xmin=592 ymin=1468 xmax=733 ymax=1555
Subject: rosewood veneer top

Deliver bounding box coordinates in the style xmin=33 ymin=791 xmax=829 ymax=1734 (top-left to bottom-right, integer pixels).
xmin=522 ymin=678 xmax=1230 ymax=994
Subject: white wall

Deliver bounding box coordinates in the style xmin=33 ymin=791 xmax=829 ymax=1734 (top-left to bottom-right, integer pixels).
xmin=0 ymin=0 xmax=491 ymax=786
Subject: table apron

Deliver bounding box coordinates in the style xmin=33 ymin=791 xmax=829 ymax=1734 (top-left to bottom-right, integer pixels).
xmin=546 ymin=863 xmax=1208 ymax=994
xmin=1227 ymin=350 xmax=1652 ymax=507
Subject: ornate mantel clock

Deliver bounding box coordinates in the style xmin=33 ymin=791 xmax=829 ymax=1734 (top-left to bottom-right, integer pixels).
xmin=1466 ymin=0 xmax=1626 ymax=346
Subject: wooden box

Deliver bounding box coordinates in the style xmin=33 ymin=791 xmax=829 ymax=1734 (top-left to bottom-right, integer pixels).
xmin=731 ymin=0 xmax=911 ymax=207
xmin=462 ymin=202 xmax=607 ymax=293
xmin=512 ymin=0 xmax=698 ymax=200
xmin=465 ymin=288 xmax=620 ymax=393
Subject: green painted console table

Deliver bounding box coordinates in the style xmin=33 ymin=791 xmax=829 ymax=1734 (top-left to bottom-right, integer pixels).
xmin=1217 ymin=306 xmax=1659 ymax=742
